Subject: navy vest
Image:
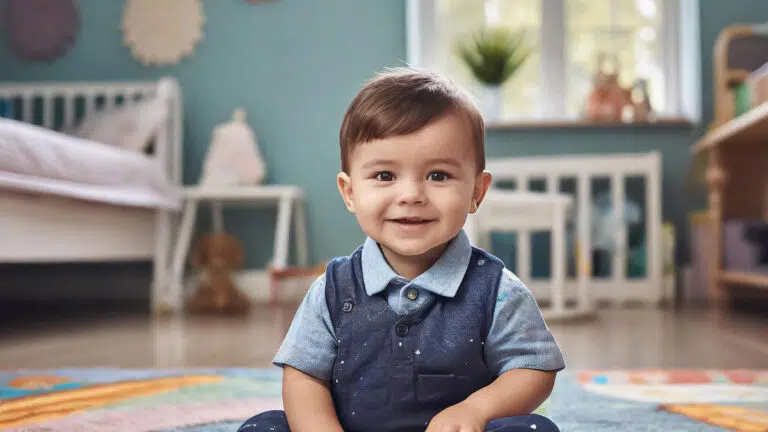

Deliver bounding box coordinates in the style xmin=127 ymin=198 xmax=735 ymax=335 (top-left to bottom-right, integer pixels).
xmin=325 ymin=245 xmax=504 ymax=432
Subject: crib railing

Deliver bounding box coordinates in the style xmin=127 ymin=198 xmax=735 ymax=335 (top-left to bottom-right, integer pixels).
xmin=483 ymin=151 xmax=663 ymax=304
xmin=0 ymin=78 xmax=183 ymax=186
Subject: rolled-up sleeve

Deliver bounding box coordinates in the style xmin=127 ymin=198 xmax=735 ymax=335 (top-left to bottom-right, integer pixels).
xmin=272 ymin=274 xmax=338 ymax=382
xmin=485 ymin=269 xmax=566 ymax=376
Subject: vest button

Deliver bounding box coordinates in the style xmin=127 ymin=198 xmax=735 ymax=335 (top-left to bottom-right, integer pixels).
xmin=406 ymin=288 xmax=418 ymax=300
xmin=342 ymin=300 xmax=353 ymax=312
xmin=396 ymin=323 xmax=409 ymax=337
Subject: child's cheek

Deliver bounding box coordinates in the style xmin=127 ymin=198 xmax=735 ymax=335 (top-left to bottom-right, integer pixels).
xmin=357 ymin=188 xmax=389 ymax=215
xmin=435 ymin=185 xmax=469 ymax=208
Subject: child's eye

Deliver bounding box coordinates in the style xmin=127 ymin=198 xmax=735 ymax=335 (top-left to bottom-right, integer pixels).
xmin=374 ymin=171 xmax=394 ymax=181
xmin=428 ymin=171 xmax=450 ymax=181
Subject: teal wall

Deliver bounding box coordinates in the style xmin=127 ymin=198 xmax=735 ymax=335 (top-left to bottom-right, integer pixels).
xmin=1 ymin=0 xmax=768 ymax=281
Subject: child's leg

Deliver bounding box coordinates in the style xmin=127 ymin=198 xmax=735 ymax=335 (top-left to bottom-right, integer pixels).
xmin=485 ymin=414 xmax=560 ymax=432
xmin=237 ymin=410 xmax=291 ymax=431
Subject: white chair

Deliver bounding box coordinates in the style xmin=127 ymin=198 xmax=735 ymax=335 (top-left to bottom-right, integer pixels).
xmin=466 ymin=190 xmax=594 ymax=320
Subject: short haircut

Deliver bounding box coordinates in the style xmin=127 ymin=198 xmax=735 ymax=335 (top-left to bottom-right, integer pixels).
xmin=339 ymin=67 xmax=485 ymax=174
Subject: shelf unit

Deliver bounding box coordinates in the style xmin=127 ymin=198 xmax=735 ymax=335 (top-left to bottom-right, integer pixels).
xmin=693 ymin=103 xmax=768 ymax=302
xmin=692 ymin=22 xmax=768 ymax=304
xmin=719 ymin=271 xmax=768 ymax=288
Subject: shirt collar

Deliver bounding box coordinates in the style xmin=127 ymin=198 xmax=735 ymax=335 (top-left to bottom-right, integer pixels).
xmin=361 ymin=230 xmax=472 ymax=298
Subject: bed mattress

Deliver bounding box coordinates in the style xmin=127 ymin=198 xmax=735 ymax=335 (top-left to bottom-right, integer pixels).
xmin=0 ymin=117 xmax=180 ymax=210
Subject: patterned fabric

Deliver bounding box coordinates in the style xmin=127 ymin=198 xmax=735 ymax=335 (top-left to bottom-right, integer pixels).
xmin=0 ymin=368 xmax=765 ymax=431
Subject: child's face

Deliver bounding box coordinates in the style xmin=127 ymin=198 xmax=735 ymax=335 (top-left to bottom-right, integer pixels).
xmin=337 ymin=111 xmax=491 ymax=265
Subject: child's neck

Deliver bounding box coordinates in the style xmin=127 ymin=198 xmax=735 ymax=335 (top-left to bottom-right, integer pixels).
xmin=380 ymin=242 xmax=449 ymax=281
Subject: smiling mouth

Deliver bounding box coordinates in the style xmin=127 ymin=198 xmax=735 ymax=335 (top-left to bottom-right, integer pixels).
xmin=389 ymin=217 xmax=436 ymax=225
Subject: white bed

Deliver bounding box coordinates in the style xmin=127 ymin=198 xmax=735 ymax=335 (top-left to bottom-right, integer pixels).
xmin=0 ymin=78 xmax=183 ymax=312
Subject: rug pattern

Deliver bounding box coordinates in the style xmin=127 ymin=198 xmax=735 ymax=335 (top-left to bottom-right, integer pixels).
xmin=0 ymin=368 xmax=765 ymax=431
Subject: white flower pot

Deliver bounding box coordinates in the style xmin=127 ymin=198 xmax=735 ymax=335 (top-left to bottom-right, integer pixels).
xmin=477 ymin=84 xmax=503 ymax=122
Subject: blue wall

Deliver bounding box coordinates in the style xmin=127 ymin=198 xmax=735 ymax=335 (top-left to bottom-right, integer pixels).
xmin=1 ymin=0 xmax=767 ymax=278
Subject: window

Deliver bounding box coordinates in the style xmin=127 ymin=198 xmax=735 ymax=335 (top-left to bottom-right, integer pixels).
xmin=406 ymin=0 xmax=700 ymax=124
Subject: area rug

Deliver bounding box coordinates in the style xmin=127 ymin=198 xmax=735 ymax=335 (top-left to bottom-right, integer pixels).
xmin=0 ymin=368 xmax=765 ymax=431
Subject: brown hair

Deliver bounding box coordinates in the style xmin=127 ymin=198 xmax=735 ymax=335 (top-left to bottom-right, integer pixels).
xmin=339 ymin=67 xmax=485 ymax=174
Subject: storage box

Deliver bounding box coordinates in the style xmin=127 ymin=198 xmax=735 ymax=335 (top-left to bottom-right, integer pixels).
xmin=736 ymin=61 xmax=768 ymax=116
xmin=723 ymin=219 xmax=768 ymax=274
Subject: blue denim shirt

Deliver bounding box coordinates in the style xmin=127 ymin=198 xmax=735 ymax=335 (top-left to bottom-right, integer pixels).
xmin=273 ymin=230 xmax=565 ymax=382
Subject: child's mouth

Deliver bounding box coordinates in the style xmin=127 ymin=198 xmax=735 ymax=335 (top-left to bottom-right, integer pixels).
xmin=390 ymin=217 xmax=435 ymax=225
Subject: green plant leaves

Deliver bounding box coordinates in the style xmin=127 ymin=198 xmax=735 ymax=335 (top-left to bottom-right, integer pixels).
xmin=455 ymin=26 xmax=530 ymax=86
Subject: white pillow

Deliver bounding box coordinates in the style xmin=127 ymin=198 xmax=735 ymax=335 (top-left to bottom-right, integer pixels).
xmin=71 ymin=96 xmax=169 ymax=152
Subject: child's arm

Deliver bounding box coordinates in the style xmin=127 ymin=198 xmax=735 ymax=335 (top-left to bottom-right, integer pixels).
xmin=425 ymin=369 xmax=555 ymax=430
xmin=272 ymin=274 xmax=343 ymax=431
xmin=465 ymin=368 xmax=556 ymax=420
xmin=282 ymin=365 xmax=344 ymax=432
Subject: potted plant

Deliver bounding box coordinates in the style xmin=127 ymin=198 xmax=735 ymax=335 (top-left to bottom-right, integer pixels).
xmin=456 ymin=26 xmax=530 ymax=121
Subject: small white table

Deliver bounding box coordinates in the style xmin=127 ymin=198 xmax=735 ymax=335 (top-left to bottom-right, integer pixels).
xmin=165 ymin=185 xmax=309 ymax=311
xmin=465 ymin=190 xmax=594 ymax=321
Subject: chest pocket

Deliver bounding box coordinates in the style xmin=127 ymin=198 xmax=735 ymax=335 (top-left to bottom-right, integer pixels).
xmin=417 ymin=373 xmax=474 ymax=407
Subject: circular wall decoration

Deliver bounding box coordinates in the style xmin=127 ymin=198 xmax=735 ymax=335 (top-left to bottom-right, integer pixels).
xmin=122 ymin=0 xmax=205 ymax=67
xmin=4 ymin=0 xmax=79 ymax=62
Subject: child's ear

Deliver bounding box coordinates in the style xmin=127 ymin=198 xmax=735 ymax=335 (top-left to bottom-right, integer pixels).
xmin=470 ymin=171 xmax=492 ymax=213
xmin=336 ymin=171 xmax=355 ymax=212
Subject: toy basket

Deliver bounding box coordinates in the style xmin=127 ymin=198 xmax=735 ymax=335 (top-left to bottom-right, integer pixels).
xmin=268 ymin=263 xmax=327 ymax=305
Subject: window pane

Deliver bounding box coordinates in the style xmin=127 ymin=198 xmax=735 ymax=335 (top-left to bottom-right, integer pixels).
xmin=565 ymin=0 xmax=664 ymax=119
xmin=497 ymin=0 xmax=541 ymax=119
xmin=434 ymin=0 xmax=542 ymax=120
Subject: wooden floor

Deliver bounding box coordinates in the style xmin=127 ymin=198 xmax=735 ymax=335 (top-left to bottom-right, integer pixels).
xmin=0 ymin=303 xmax=766 ymax=370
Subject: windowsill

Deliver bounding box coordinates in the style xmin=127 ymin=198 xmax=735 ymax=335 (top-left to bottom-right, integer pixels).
xmin=486 ymin=116 xmax=695 ymax=131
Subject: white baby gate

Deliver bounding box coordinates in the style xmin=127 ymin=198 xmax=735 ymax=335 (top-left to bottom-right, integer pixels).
xmin=467 ymin=151 xmax=663 ymax=313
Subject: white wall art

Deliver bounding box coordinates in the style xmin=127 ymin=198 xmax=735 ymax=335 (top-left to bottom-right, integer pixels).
xmin=122 ymin=0 xmax=205 ymax=67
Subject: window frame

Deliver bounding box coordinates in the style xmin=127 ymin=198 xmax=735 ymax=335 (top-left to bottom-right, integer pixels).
xmin=405 ymin=0 xmax=701 ymax=124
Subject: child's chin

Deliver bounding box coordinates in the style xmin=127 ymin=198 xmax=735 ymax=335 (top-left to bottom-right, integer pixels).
xmin=389 ymin=240 xmax=444 ymax=258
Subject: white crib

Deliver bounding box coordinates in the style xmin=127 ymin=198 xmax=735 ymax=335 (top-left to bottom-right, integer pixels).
xmin=468 ymin=151 xmax=664 ymax=308
xmin=0 ymin=78 xmax=183 ymax=311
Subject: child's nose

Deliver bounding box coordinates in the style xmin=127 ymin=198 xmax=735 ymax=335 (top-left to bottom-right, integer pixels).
xmin=398 ymin=179 xmax=426 ymax=205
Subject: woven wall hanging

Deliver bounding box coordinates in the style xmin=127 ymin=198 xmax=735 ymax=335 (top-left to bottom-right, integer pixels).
xmin=122 ymin=0 xmax=205 ymax=66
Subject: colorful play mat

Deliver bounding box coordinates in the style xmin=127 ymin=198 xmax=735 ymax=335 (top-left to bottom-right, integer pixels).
xmin=0 ymin=368 xmax=765 ymax=431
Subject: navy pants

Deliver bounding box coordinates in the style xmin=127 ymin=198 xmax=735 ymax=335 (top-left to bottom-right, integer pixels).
xmin=237 ymin=410 xmax=559 ymax=431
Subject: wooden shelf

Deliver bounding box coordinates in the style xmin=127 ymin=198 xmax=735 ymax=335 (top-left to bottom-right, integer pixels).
xmin=693 ymin=102 xmax=768 ymax=153
xmin=726 ymin=68 xmax=751 ymax=86
xmin=719 ymin=271 xmax=768 ymax=289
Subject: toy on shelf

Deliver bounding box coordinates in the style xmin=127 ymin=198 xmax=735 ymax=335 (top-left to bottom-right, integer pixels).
xmin=584 ymin=52 xmax=654 ymax=123
xmin=200 ymin=108 xmax=267 ymax=187
xmin=627 ymin=78 xmax=654 ymax=122
xmin=186 ymin=232 xmax=251 ymax=315
xmin=584 ymin=53 xmax=630 ymax=122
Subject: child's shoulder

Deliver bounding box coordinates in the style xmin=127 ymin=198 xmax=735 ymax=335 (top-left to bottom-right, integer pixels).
xmin=494 ymin=266 xmax=536 ymax=306
xmin=467 ymin=245 xmax=510 ymax=280
xmin=467 ymin=245 xmax=534 ymax=297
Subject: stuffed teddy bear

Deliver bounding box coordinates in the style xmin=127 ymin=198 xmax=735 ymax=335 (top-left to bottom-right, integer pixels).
xmin=585 ymin=53 xmax=631 ymax=122
xmin=186 ymin=232 xmax=251 ymax=315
